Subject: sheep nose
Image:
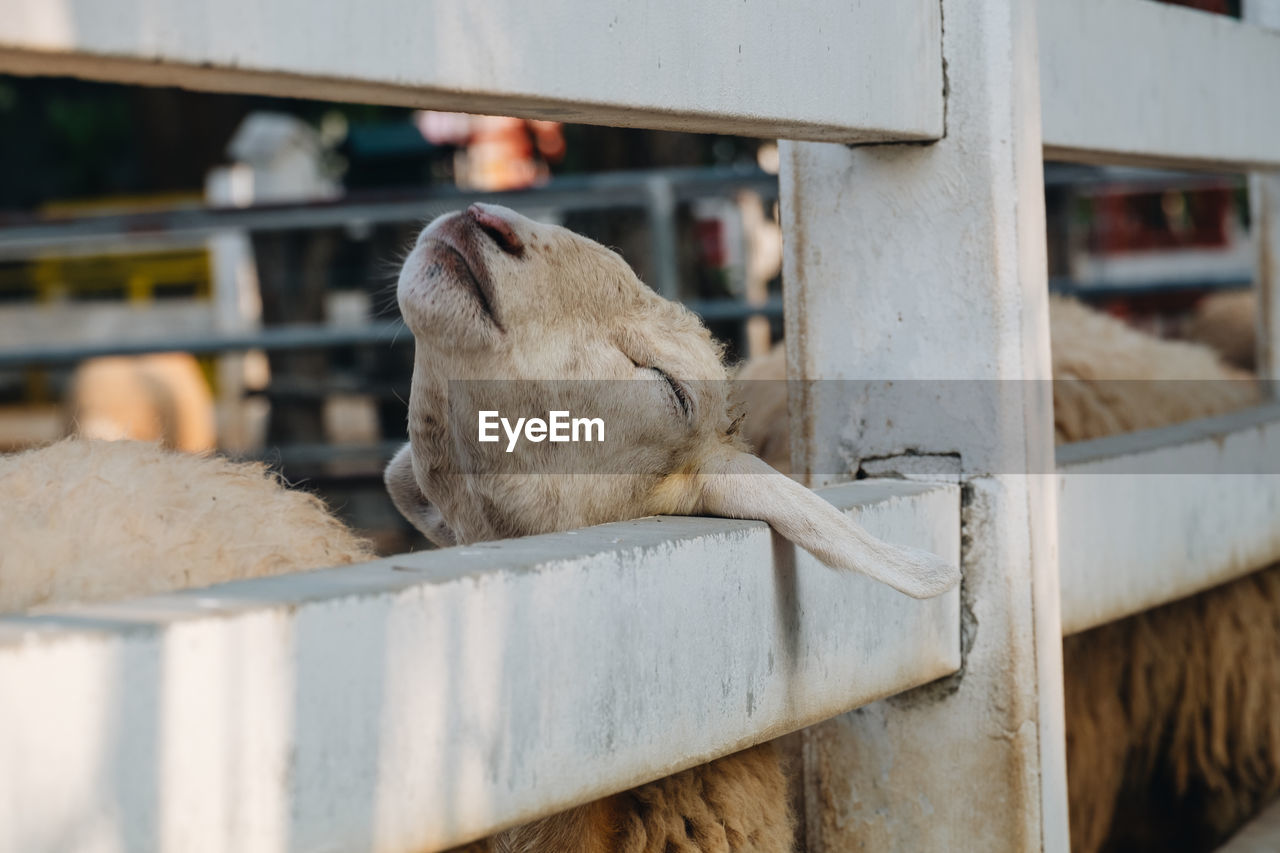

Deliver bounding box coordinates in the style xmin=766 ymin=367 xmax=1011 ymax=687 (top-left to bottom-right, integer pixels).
xmin=467 ymin=203 xmax=525 ymax=256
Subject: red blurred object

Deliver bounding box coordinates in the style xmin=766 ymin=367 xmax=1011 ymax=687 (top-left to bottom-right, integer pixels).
xmin=694 ymin=218 xmax=727 ymax=268
xmin=1160 ymin=0 xmax=1233 ymax=13
xmin=1088 ymin=188 xmax=1233 ymax=254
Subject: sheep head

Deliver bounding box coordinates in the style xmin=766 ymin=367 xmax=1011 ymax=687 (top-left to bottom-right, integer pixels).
xmin=387 ymin=203 xmax=957 ymax=599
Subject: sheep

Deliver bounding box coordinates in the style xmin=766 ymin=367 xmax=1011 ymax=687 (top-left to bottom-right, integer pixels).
xmin=1049 ymin=299 xmax=1274 ymax=851
xmin=1186 ymin=289 xmax=1258 ymax=372
xmin=734 ymin=295 xmax=1273 ymax=853
xmin=386 ymin=202 xmax=960 ymax=853
xmin=1064 ymin=572 xmax=1280 ymax=853
xmin=65 ymin=352 xmax=218 ymax=453
xmin=1049 ymin=295 xmax=1260 ymax=442
xmin=737 ymin=295 xmax=1260 ymax=469
xmin=0 ymin=438 xmax=374 ymax=613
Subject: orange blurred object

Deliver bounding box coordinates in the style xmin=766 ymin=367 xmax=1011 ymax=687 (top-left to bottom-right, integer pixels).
xmin=415 ymin=112 xmax=565 ymax=191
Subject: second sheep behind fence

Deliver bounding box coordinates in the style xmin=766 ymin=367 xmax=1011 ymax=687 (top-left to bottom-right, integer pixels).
xmin=735 ymin=295 xmax=1273 ymax=853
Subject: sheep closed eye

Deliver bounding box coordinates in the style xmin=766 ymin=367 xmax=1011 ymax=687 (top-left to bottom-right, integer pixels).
xmin=648 ymin=366 xmax=692 ymax=420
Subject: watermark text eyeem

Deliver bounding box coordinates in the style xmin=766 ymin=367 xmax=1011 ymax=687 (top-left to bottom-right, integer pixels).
xmin=478 ymin=410 xmax=605 ymax=452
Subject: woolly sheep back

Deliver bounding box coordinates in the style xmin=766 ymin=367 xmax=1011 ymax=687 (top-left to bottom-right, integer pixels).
xmin=492 ymin=743 xmax=793 ymax=853
xmin=0 ymin=439 xmax=374 ymax=613
xmin=1048 ymin=296 xmax=1259 ymax=443
xmin=1186 ymin=290 xmax=1258 ymax=372
xmin=1064 ymin=567 xmax=1280 ymax=852
xmin=734 ymin=296 xmax=1261 ymax=463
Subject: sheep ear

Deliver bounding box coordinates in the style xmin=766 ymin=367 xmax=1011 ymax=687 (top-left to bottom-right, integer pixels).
xmin=696 ymin=449 xmax=959 ymax=599
xmin=385 ymin=443 xmax=457 ymax=548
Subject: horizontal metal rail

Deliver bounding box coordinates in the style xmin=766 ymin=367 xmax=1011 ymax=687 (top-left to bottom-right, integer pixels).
xmin=1057 ymin=404 xmax=1280 ymax=634
xmin=0 ymin=0 xmax=943 ymax=144
xmin=1042 ymin=163 xmax=1243 ymax=190
xmin=0 ymin=480 xmax=959 ymax=853
xmin=1040 ymin=0 xmax=1280 ymax=170
xmin=0 ymin=300 xmax=783 ymax=367
xmin=0 ymin=322 xmax=405 ymax=366
xmin=1216 ymin=795 xmax=1280 ymax=852
xmin=1049 ymin=275 xmax=1253 ymax=299
xmin=0 ymin=165 xmax=1245 ymax=259
xmin=0 ymin=167 xmax=778 ymax=262
xmin=232 ymin=440 xmax=403 ymax=468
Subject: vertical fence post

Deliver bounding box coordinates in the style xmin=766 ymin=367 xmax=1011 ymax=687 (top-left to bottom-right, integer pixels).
xmin=779 ymin=0 xmax=1067 ymax=849
xmin=205 ymin=164 xmax=265 ymax=453
xmin=644 ymin=174 xmax=681 ymax=302
xmin=1245 ymin=2 xmax=1280 ymax=394
xmin=1252 ymin=174 xmax=1280 ymax=393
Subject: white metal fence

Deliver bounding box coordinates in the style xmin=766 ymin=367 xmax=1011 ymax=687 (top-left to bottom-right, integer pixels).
xmin=1 ymin=1 xmax=1278 ymax=850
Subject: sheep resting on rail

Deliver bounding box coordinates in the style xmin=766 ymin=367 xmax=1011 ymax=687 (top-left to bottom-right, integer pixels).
xmin=0 ymin=205 xmax=952 ymax=853
xmin=736 ymin=295 xmax=1275 ymax=853
xmin=386 ymin=203 xmax=959 ymax=853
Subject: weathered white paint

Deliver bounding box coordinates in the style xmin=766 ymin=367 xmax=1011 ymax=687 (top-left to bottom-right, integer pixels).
xmin=1057 ymin=405 xmax=1280 ymax=635
xmin=1040 ymin=0 xmax=1280 ymax=169
xmin=0 ymin=0 xmax=943 ymax=143
xmin=1245 ymin=0 xmax=1280 ymax=31
xmin=1216 ymin=795 xmax=1280 ymax=852
xmin=779 ymin=0 xmax=1067 ymax=849
xmin=0 ymin=480 xmax=959 ymax=853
